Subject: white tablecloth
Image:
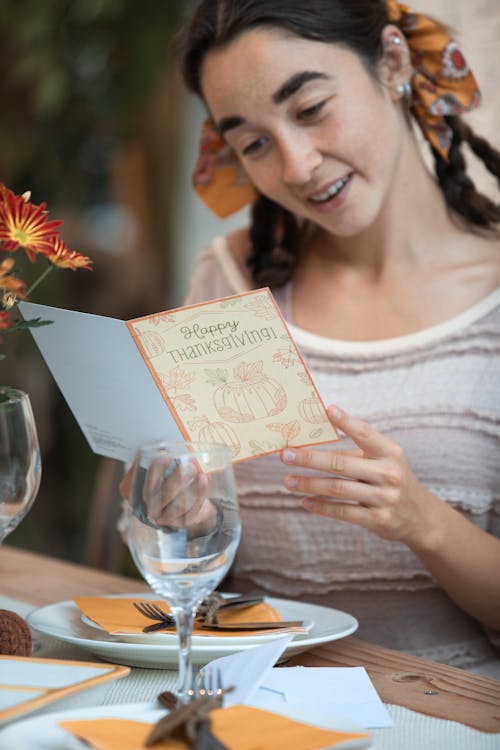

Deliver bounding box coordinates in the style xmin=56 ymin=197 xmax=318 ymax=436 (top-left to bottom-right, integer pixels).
xmin=2 ymin=595 xmax=499 ymax=750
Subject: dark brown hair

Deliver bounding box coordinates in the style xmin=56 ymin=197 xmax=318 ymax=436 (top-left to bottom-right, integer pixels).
xmin=180 ymin=0 xmax=500 ymax=287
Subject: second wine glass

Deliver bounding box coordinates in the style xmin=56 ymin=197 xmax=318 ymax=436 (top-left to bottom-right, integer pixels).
xmin=126 ymin=440 xmax=241 ymax=703
xmin=0 ymin=388 xmax=41 ymax=544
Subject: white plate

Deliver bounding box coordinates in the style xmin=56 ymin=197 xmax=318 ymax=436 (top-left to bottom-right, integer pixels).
xmin=0 ymin=702 xmax=371 ymax=750
xmin=27 ymin=594 xmax=358 ymax=669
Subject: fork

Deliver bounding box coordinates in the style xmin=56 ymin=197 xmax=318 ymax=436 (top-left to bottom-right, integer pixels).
xmin=157 ymin=667 xmax=232 ymax=711
xmin=132 ymin=600 xmax=176 ymax=632
xmin=148 ymin=667 xmax=233 ymax=747
xmin=196 ymin=665 xmax=232 ymax=702
xmin=135 ymin=598 xmax=304 ymax=633
xmin=199 ymin=592 xmax=265 ymax=624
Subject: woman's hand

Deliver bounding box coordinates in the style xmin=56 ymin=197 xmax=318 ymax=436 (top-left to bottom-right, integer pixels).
xmin=119 ymin=457 xmax=217 ymax=535
xmin=281 ymin=404 xmax=500 ymax=628
xmin=281 ymin=405 xmax=437 ymax=547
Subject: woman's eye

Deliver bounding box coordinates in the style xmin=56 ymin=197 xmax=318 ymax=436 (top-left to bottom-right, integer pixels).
xmin=297 ymin=100 xmax=326 ymax=121
xmin=241 ymin=136 xmax=268 ymax=156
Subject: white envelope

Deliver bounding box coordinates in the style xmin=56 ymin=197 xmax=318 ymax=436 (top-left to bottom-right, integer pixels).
xmin=200 ymin=638 xmax=393 ymax=729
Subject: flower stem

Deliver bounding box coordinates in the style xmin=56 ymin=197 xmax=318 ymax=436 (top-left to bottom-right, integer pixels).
xmin=26 ymin=264 xmax=53 ymax=297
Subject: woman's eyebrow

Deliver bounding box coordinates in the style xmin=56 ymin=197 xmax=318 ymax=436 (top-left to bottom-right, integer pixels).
xmin=272 ymin=71 xmax=330 ymax=105
xmin=218 ymin=115 xmax=245 ymax=135
xmin=217 ymin=71 xmax=330 ymax=135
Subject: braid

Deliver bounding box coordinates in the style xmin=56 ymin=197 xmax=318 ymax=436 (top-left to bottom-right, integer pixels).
xmin=248 ymin=195 xmax=302 ymax=287
xmin=449 ymin=116 xmax=500 ymax=189
xmin=432 ymin=116 xmax=500 ymax=231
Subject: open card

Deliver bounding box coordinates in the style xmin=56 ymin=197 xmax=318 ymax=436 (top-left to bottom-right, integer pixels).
xmin=19 ymin=289 xmax=338 ymax=462
xmin=0 ymin=655 xmax=129 ymax=725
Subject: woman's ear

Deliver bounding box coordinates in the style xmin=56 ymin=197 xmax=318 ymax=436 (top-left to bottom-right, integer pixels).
xmin=379 ymin=24 xmax=413 ymax=100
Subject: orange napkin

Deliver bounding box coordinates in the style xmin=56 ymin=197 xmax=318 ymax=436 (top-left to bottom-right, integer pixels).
xmin=60 ymin=705 xmax=370 ymax=749
xmin=74 ymin=597 xmax=283 ymax=638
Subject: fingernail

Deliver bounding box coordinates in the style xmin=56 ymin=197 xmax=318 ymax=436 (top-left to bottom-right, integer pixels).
xmin=328 ymin=405 xmax=344 ymax=420
xmin=285 ymin=476 xmax=298 ymax=489
xmin=302 ymin=498 xmax=313 ymax=509
xmin=282 ymin=449 xmax=297 ymax=463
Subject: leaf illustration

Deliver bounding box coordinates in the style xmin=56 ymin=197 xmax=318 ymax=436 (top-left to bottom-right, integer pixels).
xmin=272 ymin=347 xmax=297 ymax=368
xmin=234 ymin=360 xmax=263 ymax=381
xmin=204 ymin=368 xmax=228 ymax=385
xmin=163 ymin=365 xmax=196 ymax=392
xmin=172 ymin=393 xmax=197 ymax=412
xmin=266 ymin=423 xmax=285 ymax=433
xmin=243 ymin=296 xmax=276 ymax=320
xmin=282 ymin=420 xmax=300 ymax=442
xmin=309 ymin=428 xmax=323 ymax=438
xmin=249 ymin=440 xmax=278 ymax=454
xmin=151 ymin=313 xmax=174 ymax=326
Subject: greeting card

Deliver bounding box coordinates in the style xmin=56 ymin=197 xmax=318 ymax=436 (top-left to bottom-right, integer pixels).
xmin=19 ymin=289 xmax=338 ymax=463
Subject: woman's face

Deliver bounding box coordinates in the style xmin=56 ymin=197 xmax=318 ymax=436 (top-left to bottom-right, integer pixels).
xmin=200 ymin=27 xmax=409 ymax=238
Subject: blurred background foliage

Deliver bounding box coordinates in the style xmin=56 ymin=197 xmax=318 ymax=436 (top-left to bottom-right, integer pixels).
xmin=1 ymin=0 xmax=188 ymax=572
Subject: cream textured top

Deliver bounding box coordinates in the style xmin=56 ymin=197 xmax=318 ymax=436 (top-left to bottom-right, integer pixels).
xmin=184 ymin=235 xmax=500 ymax=669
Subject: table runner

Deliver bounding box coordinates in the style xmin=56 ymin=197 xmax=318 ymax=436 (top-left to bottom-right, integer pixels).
xmin=2 ymin=595 xmax=499 ymax=750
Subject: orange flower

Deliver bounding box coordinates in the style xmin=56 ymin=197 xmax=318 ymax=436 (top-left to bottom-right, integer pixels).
xmin=0 ymin=189 xmax=63 ymax=262
xmin=0 ymin=183 xmax=11 ymax=202
xmin=0 ymin=257 xmax=26 ymax=298
xmin=0 ymin=181 xmax=93 ymax=358
xmin=0 ymin=311 xmax=13 ymax=330
xmin=44 ymin=236 xmax=93 ymax=271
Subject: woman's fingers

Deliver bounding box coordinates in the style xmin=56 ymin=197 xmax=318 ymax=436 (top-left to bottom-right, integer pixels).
xmin=282 ymin=447 xmax=376 ymax=484
xmin=302 ymin=496 xmax=375 ymax=528
xmin=118 ymin=466 xmax=132 ymax=500
xmin=327 ymin=405 xmax=399 ymax=458
xmin=144 ymin=457 xmax=208 ymax=526
xmin=284 ymin=473 xmax=379 ymax=506
xmin=278 ymin=405 xmax=421 ymax=538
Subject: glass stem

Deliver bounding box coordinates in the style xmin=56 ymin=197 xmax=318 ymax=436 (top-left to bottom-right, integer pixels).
xmin=174 ymin=606 xmax=196 ymax=703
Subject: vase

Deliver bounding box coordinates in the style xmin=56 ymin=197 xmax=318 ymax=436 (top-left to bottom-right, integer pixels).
xmin=0 ymin=387 xmax=41 ymax=543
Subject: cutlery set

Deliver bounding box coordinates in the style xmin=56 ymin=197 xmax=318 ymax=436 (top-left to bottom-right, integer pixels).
xmin=147 ymin=667 xmax=233 ymax=748
xmin=133 ymin=594 xmax=306 ymax=634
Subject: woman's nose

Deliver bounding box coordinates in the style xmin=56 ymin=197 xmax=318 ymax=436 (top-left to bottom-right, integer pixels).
xmin=279 ymin=133 xmax=322 ymax=185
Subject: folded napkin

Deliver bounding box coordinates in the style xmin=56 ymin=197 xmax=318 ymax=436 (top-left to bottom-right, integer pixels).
xmin=60 ymin=705 xmax=370 ymax=749
xmin=74 ymin=597 xmax=283 ymax=637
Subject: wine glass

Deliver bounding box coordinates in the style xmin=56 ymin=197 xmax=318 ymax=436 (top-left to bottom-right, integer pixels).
xmin=0 ymin=388 xmax=41 ymax=544
xmin=126 ymin=440 xmax=241 ymax=703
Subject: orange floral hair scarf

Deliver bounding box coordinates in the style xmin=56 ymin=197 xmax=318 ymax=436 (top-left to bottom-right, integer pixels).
xmin=193 ymin=0 xmax=481 ymax=218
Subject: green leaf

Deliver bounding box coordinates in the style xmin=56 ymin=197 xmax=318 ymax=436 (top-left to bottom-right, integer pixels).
xmin=4 ymin=317 xmax=53 ymax=333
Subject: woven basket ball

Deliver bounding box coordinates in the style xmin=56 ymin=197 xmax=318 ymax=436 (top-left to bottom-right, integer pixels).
xmin=0 ymin=609 xmax=32 ymax=656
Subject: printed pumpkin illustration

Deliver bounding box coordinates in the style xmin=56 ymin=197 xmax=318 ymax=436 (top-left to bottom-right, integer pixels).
xmin=213 ymin=361 xmax=287 ymax=423
xmin=299 ymin=390 xmax=328 ymax=424
xmin=137 ymin=329 xmax=165 ymax=357
xmin=190 ymin=417 xmax=241 ymax=458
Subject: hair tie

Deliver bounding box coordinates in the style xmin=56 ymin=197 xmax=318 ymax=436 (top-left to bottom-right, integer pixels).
xmin=192 ymin=119 xmax=256 ymax=218
xmin=192 ymin=2 xmax=481 ymax=217
xmin=387 ymin=0 xmax=481 ymax=159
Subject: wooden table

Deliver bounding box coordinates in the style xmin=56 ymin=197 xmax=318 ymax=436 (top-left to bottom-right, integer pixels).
xmin=3 ymin=545 xmax=500 ymax=733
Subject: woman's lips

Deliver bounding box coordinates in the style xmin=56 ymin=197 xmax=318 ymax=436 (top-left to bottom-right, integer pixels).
xmin=306 ymin=174 xmax=352 ymax=212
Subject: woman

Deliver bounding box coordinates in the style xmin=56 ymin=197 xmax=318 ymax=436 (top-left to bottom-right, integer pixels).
xmin=150 ymin=0 xmax=500 ymax=671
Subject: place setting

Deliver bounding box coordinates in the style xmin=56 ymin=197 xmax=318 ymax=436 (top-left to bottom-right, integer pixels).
xmin=1 ymin=440 xmax=379 ymax=749
xmin=27 ymin=440 xmax=357 ymax=672
xmin=0 ymin=636 xmax=387 ymax=749
xmin=27 ymin=591 xmax=357 ymax=669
